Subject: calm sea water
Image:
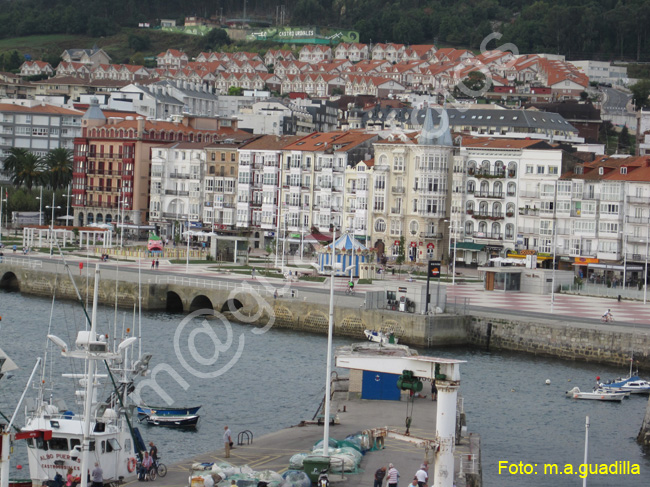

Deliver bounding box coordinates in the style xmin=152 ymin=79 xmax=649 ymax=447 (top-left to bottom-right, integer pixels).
xmin=0 ymin=290 xmax=648 ymax=486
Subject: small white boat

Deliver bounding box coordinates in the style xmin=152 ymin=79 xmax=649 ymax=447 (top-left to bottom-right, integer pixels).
xmin=565 ymin=387 xmax=625 ymax=402
xmin=363 ymin=329 xmax=398 ymax=344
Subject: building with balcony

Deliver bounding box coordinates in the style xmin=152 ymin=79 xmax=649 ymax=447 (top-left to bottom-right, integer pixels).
xmin=235 ymin=134 xmax=304 ymax=249
xmin=455 ymin=138 xmax=562 ymax=266
xmin=205 ymin=144 xmax=241 ymax=232
xmin=0 ymin=100 xmax=82 ymax=180
xmin=369 ymin=109 xmax=455 ymax=263
xmin=72 ymin=98 xmax=243 ymax=229
xmin=149 ymin=142 xmax=208 ymax=237
xmin=278 ymin=131 xmax=378 ymax=238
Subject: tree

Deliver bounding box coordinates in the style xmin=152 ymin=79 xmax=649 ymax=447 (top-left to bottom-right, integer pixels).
xmin=227 ymin=86 xmax=243 ymax=96
xmin=630 ymin=79 xmax=650 ymax=110
xmin=202 ymin=28 xmax=231 ymax=50
xmin=128 ymin=33 xmax=151 ymax=52
xmin=45 ymin=148 xmax=73 ymax=190
xmin=4 ymin=149 xmax=46 ymax=191
xmin=618 ymin=125 xmax=630 ymax=153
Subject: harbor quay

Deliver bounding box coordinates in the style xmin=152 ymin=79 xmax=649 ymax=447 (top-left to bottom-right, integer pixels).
xmin=1 ymin=257 xmax=650 ymax=369
xmin=124 ymin=387 xmax=481 ymax=487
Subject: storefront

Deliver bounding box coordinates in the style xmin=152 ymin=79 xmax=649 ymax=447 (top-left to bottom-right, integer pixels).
xmin=453 ymin=242 xmax=485 ymax=267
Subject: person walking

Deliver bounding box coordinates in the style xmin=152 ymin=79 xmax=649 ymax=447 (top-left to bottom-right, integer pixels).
xmin=90 ymin=463 xmax=103 ymax=487
xmin=387 ymin=463 xmax=399 ymax=487
xmin=251 ymin=267 xmax=256 ymax=279
xmin=155 ymin=259 xmax=159 ymax=269
xmin=415 ymin=464 xmax=428 ymax=487
xmin=148 ymin=441 xmax=158 ymax=463
xmin=151 ymin=259 xmax=155 ymax=269
xmin=373 ymin=466 xmax=386 ymax=487
xmin=223 ymin=425 xmax=233 ymax=458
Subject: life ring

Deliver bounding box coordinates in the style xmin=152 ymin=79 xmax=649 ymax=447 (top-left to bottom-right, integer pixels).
xmin=127 ymin=457 xmax=136 ymax=473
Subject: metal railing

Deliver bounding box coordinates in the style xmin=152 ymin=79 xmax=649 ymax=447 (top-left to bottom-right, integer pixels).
xmin=0 ymin=256 xmax=43 ymax=269
xmin=153 ymin=275 xmax=274 ymax=296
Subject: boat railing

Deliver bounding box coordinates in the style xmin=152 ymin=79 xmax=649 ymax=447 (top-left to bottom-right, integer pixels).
xmin=0 ymin=256 xmax=43 ymax=269
xmin=152 ymin=275 xmax=274 ymax=296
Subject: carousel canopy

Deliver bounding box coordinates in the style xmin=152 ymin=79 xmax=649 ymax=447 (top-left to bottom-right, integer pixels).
xmin=326 ymin=233 xmax=367 ymax=252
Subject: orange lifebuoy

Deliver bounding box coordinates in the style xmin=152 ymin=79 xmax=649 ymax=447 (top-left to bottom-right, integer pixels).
xmin=127 ymin=457 xmax=136 ymax=473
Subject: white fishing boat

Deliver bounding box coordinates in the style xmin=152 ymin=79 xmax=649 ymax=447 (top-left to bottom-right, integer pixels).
xmin=363 ymin=329 xmax=398 ymax=344
xmin=565 ymin=387 xmax=625 ymax=402
xmin=598 ymin=355 xmax=650 ymax=394
xmin=20 ymin=265 xmax=152 ymax=487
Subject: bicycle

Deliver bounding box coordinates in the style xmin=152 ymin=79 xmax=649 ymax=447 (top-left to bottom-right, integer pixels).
xmin=153 ymin=458 xmax=167 ymax=478
xmin=345 ymin=287 xmax=355 ymax=295
xmin=137 ymin=463 xmax=157 ymax=481
xmin=601 ymin=313 xmax=614 ymax=323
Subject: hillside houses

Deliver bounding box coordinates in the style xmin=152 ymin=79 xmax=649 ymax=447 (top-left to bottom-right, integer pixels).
xmin=19 ymin=61 xmax=54 ymax=78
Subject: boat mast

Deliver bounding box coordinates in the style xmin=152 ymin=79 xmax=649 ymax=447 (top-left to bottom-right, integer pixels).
xmin=80 ymin=265 xmax=101 ymax=487
xmin=582 ymin=415 xmax=589 ymax=487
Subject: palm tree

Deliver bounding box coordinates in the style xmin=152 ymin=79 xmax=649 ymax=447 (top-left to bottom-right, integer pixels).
xmin=12 ymin=152 xmax=46 ymax=192
xmin=45 ymin=148 xmax=73 ymax=191
xmin=2 ymin=147 xmax=29 ymax=184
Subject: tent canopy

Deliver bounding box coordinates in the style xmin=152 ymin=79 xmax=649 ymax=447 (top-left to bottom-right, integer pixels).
xmin=326 ymin=233 xmax=367 ymax=252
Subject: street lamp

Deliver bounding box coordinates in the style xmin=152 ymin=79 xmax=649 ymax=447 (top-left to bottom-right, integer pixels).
xmin=550 ymin=221 xmax=557 ymax=314
xmin=444 ymin=217 xmax=457 ymax=286
xmin=323 ymin=223 xmax=337 ymax=458
xmin=186 ymin=202 xmax=191 ymax=273
xmin=36 ymin=186 xmax=43 ymax=226
xmin=45 ymin=193 xmax=61 ymax=256
xmin=62 ymin=183 xmax=72 ymax=226
xmin=0 ymin=190 xmax=6 ymax=244
xmin=644 ymin=222 xmax=649 ymax=305
xmin=118 ymin=188 xmax=128 ymax=248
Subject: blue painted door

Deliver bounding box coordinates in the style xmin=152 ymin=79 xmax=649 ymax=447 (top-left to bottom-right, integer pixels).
xmin=361 ymin=371 xmax=401 ymax=401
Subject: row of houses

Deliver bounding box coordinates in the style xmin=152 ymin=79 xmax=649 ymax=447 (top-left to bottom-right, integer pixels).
xmin=18 ymin=46 xmax=595 ymax=101
xmin=67 ymin=100 xmax=650 ymax=277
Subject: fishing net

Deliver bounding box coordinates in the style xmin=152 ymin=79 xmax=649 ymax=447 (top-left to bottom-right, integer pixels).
xmin=288 ymin=453 xmax=309 ymax=470
xmin=280 ymin=471 xmax=311 ymax=487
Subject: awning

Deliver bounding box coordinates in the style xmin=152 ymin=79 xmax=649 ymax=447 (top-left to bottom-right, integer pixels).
xmin=308 ymin=233 xmax=332 ymax=242
xmin=454 ymin=242 xmax=485 ymax=251
xmin=588 ymin=263 xmax=644 ymax=271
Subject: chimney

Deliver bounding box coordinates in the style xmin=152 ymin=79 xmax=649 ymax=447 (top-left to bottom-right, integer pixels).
xmin=136 ymin=117 xmax=145 ymax=137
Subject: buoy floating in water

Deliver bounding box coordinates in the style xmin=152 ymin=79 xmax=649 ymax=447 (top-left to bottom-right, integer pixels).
xmin=545 ymin=379 xmax=551 ymax=385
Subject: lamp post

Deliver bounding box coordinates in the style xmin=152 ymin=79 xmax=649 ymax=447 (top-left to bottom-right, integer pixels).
xmin=62 ymin=183 xmax=72 ymax=225
xmin=644 ymin=222 xmax=649 ymax=305
xmin=0 ymin=190 xmax=6 ymax=244
xmin=45 ymin=193 xmax=61 ymax=256
xmin=550 ymin=220 xmax=558 ymax=314
xmin=322 ymin=224 xmax=336 ymax=458
xmin=119 ymin=191 xmax=128 ymax=248
xmin=186 ymin=202 xmax=191 ymax=274
xmin=36 ymin=186 xmax=43 ymax=226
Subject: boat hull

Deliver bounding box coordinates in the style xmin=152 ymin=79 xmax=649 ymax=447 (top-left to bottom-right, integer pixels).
xmin=143 ymin=414 xmax=200 ymax=428
xmin=137 ymin=405 xmax=201 ymax=416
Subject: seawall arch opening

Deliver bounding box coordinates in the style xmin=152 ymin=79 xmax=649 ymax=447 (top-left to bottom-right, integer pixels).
xmin=0 ymin=272 xmax=20 ymax=292
xmin=166 ymin=291 xmax=184 ymax=313
xmin=190 ymin=295 xmax=214 ymax=313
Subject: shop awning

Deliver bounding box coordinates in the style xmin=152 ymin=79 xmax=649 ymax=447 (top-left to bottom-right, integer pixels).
xmin=588 ymin=263 xmax=644 ymax=271
xmin=454 ymin=242 xmax=485 ymax=251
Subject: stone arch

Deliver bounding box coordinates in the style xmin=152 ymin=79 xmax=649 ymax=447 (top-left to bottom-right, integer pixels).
xmin=166 ymin=291 xmax=184 ymax=313
xmin=0 ymin=272 xmax=19 ymax=291
xmin=220 ymin=298 xmax=243 ymax=314
xmin=190 ymin=294 xmax=214 ymax=312
xmin=303 ymin=311 xmax=329 ymax=333
xmin=340 ymin=315 xmax=366 ymax=337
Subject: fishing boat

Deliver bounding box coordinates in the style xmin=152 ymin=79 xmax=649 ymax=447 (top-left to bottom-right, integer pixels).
xmin=20 ymin=265 xmax=151 ymax=487
xmin=363 ymin=329 xmax=398 ymax=344
xmin=598 ymin=355 xmax=650 ymax=394
xmin=137 ymin=405 xmax=201 ymax=417
xmin=141 ymin=414 xmax=200 ymax=428
xmin=565 ymin=387 xmax=625 ymax=402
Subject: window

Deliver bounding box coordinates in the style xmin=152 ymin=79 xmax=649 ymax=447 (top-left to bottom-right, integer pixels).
xmin=599 ymin=222 xmax=618 ymax=234
xmin=373 ymin=195 xmax=385 ymax=211
xmin=409 ymin=220 xmax=419 ymax=235
xmin=599 ymin=203 xmax=619 ymax=215
xmin=374 ymin=218 xmax=386 ymax=232
xmin=390 ymin=219 xmax=402 ymax=236
xmin=574 ymin=220 xmax=596 ymax=233
xmin=548 ymin=166 xmax=558 ymax=175
xmin=393 ymin=155 xmax=404 ymax=171
xmin=47 ymin=438 xmax=68 ymax=451
xmin=526 ymin=165 xmax=533 ymax=174
xmin=536 ymin=166 xmax=545 ymax=174
xmin=557 ymin=181 xmax=571 ymax=197
xmin=540 ymin=220 xmax=553 ymax=235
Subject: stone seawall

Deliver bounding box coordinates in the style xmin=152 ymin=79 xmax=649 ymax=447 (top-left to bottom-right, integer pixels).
xmin=467 ymin=314 xmax=650 ymax=370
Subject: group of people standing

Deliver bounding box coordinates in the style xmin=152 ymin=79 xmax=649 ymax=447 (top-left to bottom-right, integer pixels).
xmin=374 ymin=463 xmax=429 ymax=487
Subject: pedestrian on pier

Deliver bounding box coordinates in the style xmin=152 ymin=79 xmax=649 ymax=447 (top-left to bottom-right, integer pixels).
xmin=431 ymin=380 xmax=437 ymax=401
xmin=151 ymin=259 xmax=155 ymax=269
xmin=155 ymin=259 xmax=159 ymax=269
xmin=223 ymin=425 xmax=233 ymax=458
xmin=387 ymin=464 xmax=399 ymax=487
xmin=415 ymin=464 xmax=428 ymax=487
xmin=373 ymin=466 xmax=386 ymax=487
xmin=251 ymin=267 xmax=256 ymax=279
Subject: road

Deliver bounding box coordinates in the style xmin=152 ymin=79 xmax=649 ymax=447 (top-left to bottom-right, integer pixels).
xmin=601 ymin=86 xmax=632 ymax=113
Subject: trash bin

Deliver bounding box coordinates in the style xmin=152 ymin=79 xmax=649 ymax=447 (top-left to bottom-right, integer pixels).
xmin=399 ymin=296 xmax=407 ymax=312
xmin=302 ymin=455 xmax=330 ymax=483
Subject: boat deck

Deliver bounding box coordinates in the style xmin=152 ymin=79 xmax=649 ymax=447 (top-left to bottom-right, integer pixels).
xmin=125 ymin=393 xmax=479 ymax=487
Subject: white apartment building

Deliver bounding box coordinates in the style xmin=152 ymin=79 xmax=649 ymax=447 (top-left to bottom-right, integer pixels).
xmin=368 ymin=111 xmax=454 ymax=262
xmin=569 ymin=60 xmax=628 ymax=86
xmin=0 ymin=100 xmax=82 ymax=176
xmin=279 ymin=132 xmax=377 ymax=236
xmin=453 ymin=138 xmax=564 ymax=266
xmin=343 ymin=159 xmax=374 ymax=243
xmin=149 ymin=142 xmax=206 ymax=237
xmin=235 ymin=134 xmax=304 ymax=249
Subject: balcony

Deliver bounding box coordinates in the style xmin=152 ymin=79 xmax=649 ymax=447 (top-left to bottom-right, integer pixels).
xmin=347 ymin=187 xmax=357 ymax=194
xmin=169 ymin=172 xmax=191 ymax=179
xmin=518 ymin=190 xmax=539 ymax=198
xmin=627 ymin=195 xmax=650 ymax=204
xmin=473 ymin=169 xmax=506 ymax=179
xmin=390 ymin=207 xmax=403 ymax=215
xmin=472 ymin=232 xmax=503 ymax=240
xmin=162 ymin=212 xmax=187 ymax=219
xmin=626 ymin=215 xmax=649 ymax=224
xmin=420 ymin=232 xmax=443 ymax=239
xmin=471 ymin=212 xmax=504 ymax=220
xmin=391 ymin=186 xmax=405 ymax=194
xmin=164 ymin=189 xmax=189 ymax=196
xmin=475 ymin=191 xmax=504 ymax=199
xmin=519 ymin=208 xmax=540 ymax=216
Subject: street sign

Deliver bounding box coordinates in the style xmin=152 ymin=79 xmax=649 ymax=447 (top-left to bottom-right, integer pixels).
xmin=428 ymin=260 xmax=441 ymax=278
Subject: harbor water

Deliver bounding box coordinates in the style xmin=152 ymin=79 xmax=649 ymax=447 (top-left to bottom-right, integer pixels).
xmin=0 ymin=290 xmax=648 ymax=486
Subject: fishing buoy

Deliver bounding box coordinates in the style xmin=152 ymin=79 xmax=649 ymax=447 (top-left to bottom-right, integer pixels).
xmin=510 ymin=388 xmax=515 ymax=392
xmin=545 ymin=379 xmax=551 ymax=385
xmin=596 ymin=376 xmax=600 ymax=381
xmin=568 ymin=379 xmax=571 ymax=382
xmin=16 ymin=465 xmax=22 ymax=470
